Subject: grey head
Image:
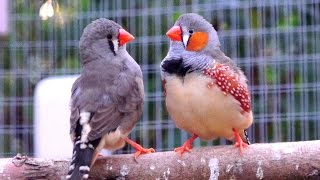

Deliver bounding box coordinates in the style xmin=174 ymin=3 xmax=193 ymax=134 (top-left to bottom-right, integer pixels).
xmin=173 ymin=13 xmax=221 ymax=53
xmin=161 ymin=13 xmax=236 ymax=78
xmin=79 ymin=18 xmax=134 ymax=65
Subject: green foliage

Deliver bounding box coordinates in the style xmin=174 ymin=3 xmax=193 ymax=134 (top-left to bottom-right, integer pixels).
xmin=172 ymin=12 xmax=181 ymax=21
xmin=65 ymin=57 xmax=81 ymax=69
xmin=79 ymin=0 xmax=90 ymax=12
xmin=278 ymin=11 xmax=300 ymax=29
xmin=250 ymin=8 xmax=259 ymax=29
xmin=266 ymin=66 xmax=276 ymax=84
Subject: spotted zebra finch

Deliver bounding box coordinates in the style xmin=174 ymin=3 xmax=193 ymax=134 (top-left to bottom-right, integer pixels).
xmin=161 ymin=13 xmax=252 ymax=156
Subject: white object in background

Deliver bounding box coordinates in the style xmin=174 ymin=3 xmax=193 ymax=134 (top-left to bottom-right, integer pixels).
xmin=34 ymin=75 xmax=113 ymax=159
xmin=39 ymin=0 xmax=54 ymax=20
xmin=34 ymin=75 xmax=78 ymax=158
xmin=0 ymin=0 xmax=8 ymax=35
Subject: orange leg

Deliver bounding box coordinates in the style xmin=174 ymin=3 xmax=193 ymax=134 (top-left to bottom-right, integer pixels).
xmin=174 ymin=134 xmax=198 ymax=156
xmin=124 ymin=137 xmax=155 ymax=159
xmin=232 ymin=128 xmax=248 ymax=155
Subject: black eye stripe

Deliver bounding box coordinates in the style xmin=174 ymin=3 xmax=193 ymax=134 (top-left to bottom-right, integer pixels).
xmin=107 ymin=34 xmax=112 ymax=39
xmin=108 ymin=40 xmax=116 ymax=56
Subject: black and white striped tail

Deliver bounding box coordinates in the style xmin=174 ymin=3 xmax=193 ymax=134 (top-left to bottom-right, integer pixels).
xmin=67 ymin=112 xmax=100 ymax=180
xmin=244 ymin=129 xmax=251 ymax=145
xmin=66 ymin=137 xmax=100 ymax=180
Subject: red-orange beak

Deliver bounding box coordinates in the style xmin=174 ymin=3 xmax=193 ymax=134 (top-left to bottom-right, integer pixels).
xmin=166 ymin=26 xmax=182 ymax=41
xmin=118 ymin=29 xmax=135 ymax=46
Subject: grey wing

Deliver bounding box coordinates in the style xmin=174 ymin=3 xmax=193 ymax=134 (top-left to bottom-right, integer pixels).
xmin=69 ymin=77 xmax=81 ymax=138
xmin=87 ymin=70 xmax=144 ymax=141
xmin=69 ymin=76 xmax=124 ymax=141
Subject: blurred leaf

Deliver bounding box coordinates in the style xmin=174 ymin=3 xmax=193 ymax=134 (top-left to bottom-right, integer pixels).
xmin=4 ymin=76 xmax=11 ymax=97
xmin=221 ymin=22 xmax=229 ymax=30
xmin=290 ymin=13 xmax=300 ymax=26
xmin=173 ymin=0 xmax=180 ymax=6
xmin=172 ymin=12 xmax=181 ymax=21
xmin=293 ymin=71 xmax=302 ymax=85
xmin=266 ymin=66 xmax=276 ymax=84
xmin=250 ymin=8 xmax=259 ymax=29
xmin=80 ymin=0 xmax=90 ymax=12
xmin=278 ymin=11 xmax=300 ymax=29
xmin=67 ymin=57 xmax=81 ymax=69
xmin=267 ymin=122 xmax=274 ymax=141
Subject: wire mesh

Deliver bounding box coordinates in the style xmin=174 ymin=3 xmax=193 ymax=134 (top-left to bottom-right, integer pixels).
xmin=0 ymin=0 xmax=319 ymax=157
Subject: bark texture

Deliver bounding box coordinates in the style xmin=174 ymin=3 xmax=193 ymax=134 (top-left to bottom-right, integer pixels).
xmin=0 ymin=140 xmax=319 ymax=180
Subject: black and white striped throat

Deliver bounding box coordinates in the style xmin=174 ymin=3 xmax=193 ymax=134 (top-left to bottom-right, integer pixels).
xmin=108 ymin=39 xmax=119 ymax=56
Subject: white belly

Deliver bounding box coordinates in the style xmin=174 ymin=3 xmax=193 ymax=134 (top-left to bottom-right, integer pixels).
xmin=165 ymin=73 xmax=253 ymax=141
xmin=95 ymin=128 xmax=129 ymax=151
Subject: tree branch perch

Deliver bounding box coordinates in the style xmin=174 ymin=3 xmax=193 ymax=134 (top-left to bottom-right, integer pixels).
xmin=0 ymin=140 xmax=320 ymax=179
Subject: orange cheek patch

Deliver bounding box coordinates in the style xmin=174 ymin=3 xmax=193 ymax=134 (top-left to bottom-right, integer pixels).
xmin=186 ymin=32 xmax=208 ymax=51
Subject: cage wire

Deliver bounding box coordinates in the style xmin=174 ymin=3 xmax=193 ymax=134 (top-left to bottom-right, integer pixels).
xmin=0 ymin=0 xmax=319 ymax=157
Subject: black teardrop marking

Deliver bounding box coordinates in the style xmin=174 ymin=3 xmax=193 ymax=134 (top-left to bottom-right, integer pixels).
xmin=108 ymin=40 xmax=116 ymax=56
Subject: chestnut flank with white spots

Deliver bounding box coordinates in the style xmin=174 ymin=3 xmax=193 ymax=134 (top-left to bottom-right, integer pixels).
xmin=204 ymin=63 xmax=251 ymax=112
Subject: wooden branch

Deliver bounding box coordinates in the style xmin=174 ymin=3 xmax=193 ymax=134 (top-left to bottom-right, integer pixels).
xmin=0 ymin=140 xmax=320 ymax=179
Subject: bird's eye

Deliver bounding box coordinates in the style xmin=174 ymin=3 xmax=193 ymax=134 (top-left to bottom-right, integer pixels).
xmin=188 ymin=29 xmax=194 ymax=34
xmin=107 ymin=34 xmax=112 ymax=39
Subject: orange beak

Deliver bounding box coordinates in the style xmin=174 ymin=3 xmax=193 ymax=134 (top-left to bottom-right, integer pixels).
xmin=166 ymin=26 xmax=182 ymax=41
xmin=118 ymin=29 xmax=135 ymax=46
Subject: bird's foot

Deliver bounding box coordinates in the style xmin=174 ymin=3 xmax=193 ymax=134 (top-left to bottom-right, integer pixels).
xmin=174 ymin=134 xmax=198 ymax=156
xmin=124 ymin=137 xmax=155 ymax=159
xmin=133 ymin=147 xmax=155 ymax=159
xmin=174 ymin=142 xmax=192 ymax=156
xmin=233 ymin=128 xmax=248 ymax=155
